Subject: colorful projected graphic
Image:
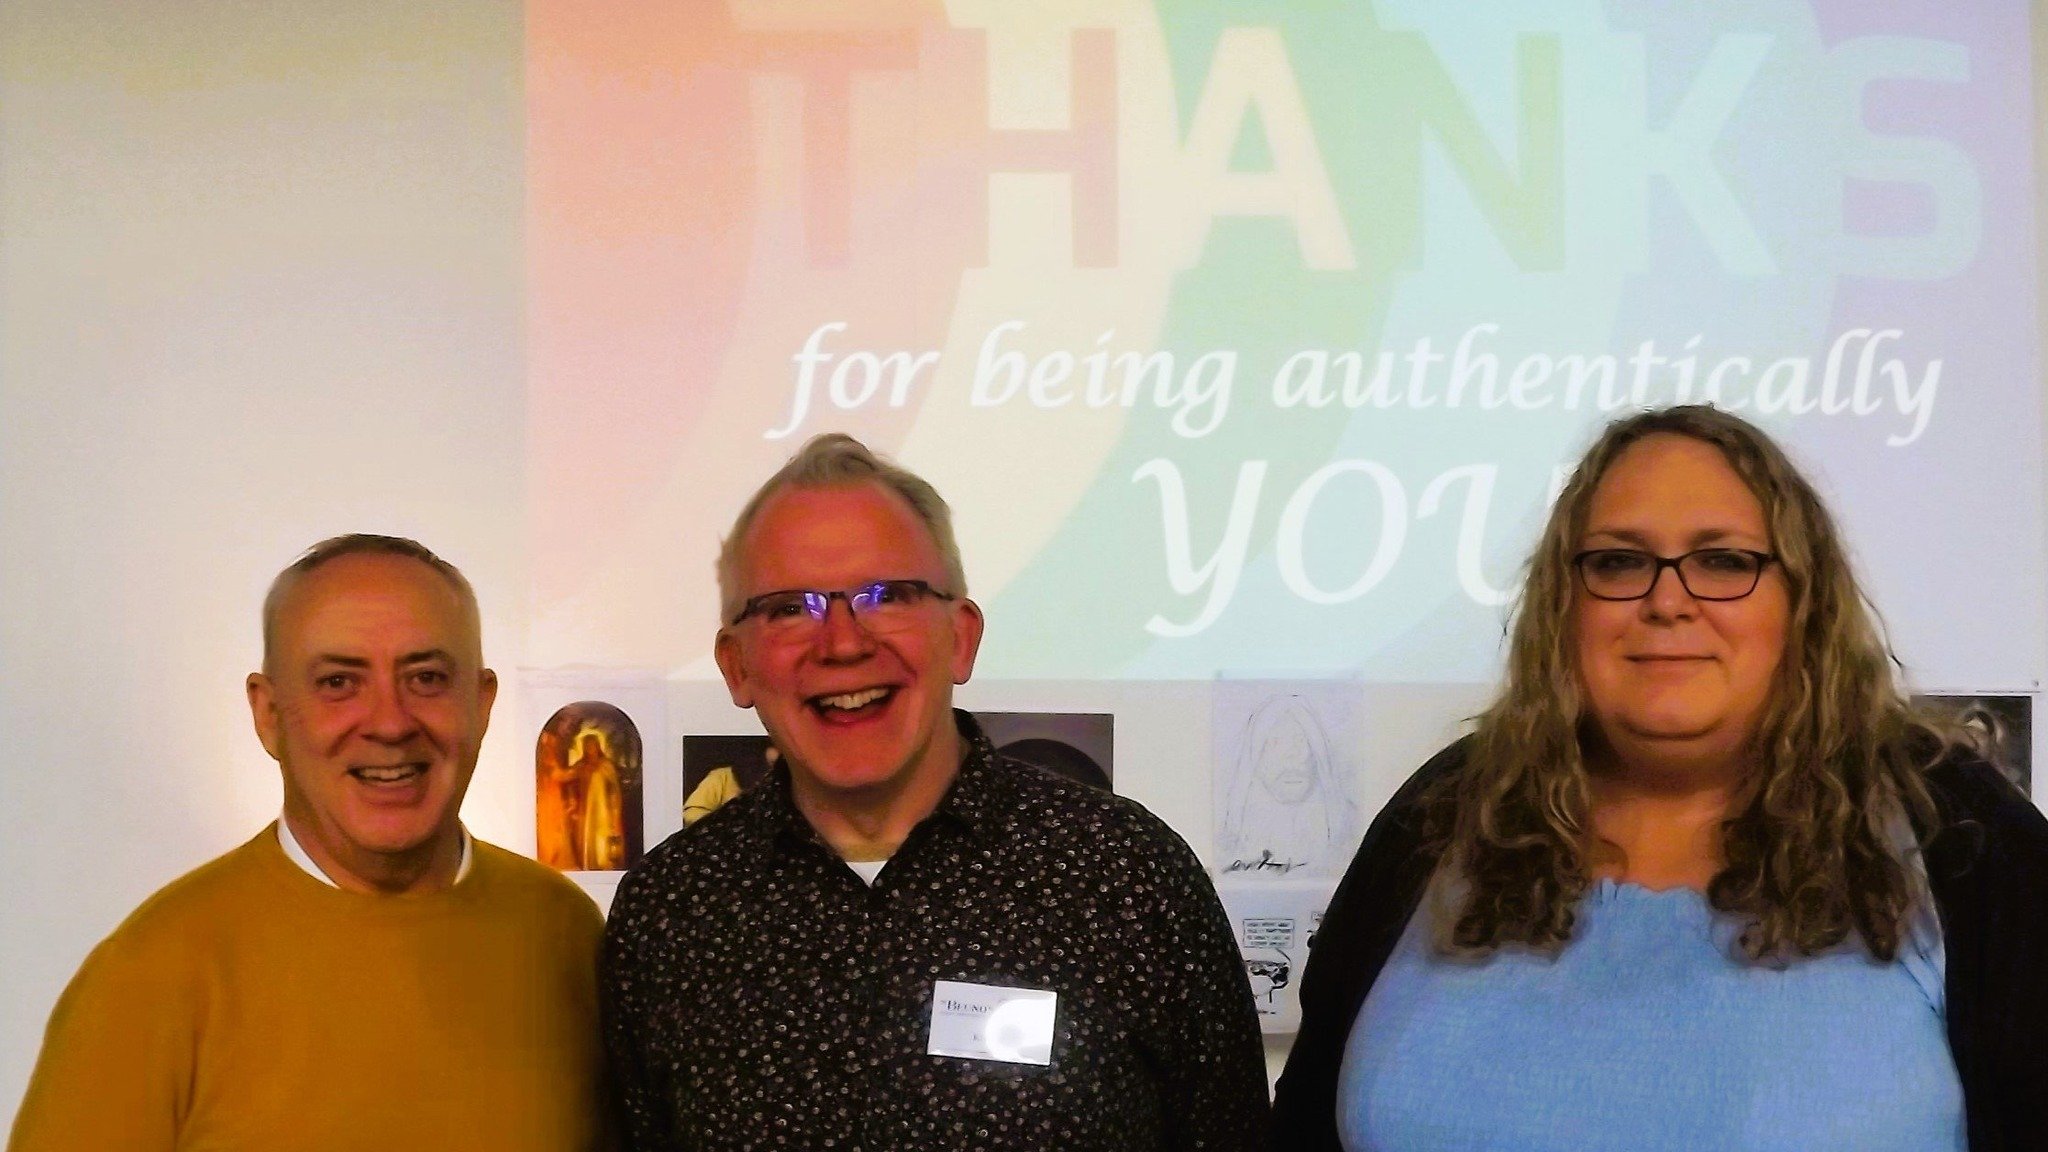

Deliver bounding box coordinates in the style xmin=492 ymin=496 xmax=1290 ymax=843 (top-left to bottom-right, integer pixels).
xmin=528 ymin=2 xmax=2041 ymax=687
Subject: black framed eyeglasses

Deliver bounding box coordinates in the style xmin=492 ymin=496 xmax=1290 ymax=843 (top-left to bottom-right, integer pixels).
xmin=729 ymin=579 xmax=957 ymax=630
xmin=1572 ymin=548 xmax=1777 ymax=602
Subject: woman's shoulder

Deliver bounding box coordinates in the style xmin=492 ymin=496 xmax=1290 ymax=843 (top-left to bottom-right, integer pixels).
xmin=1324 ymin=736 xmax=1473 ymax=907
xmin=1922 ymin=745 xmax=2042 ymax=830
xmin=1917 ymin=742 xmax=2048 ymax=884
xmin=1375 ymin=735 xmax=1475 ymax=828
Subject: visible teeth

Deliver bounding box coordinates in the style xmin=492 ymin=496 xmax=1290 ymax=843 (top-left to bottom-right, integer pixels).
xmin=354 ymin=765 xmax=421 ymax=783
xmin=817 ymin=688 xmax=889 ymax=711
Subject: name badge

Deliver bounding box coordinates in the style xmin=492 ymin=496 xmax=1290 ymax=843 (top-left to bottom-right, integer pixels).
xmin=925 ymin=980 xmax=1057 ymax=1066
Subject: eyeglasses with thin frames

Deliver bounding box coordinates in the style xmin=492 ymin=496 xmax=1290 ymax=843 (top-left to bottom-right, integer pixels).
xmin=1572 ymin=548 xmax=1777 ymax=602
xmin=729 ymin=578 xmax=957 ymax=633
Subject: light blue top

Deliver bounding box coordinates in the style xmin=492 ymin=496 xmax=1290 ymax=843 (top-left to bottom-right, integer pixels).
xmin=1336 ymin=880 xmax=1965 ymax=1152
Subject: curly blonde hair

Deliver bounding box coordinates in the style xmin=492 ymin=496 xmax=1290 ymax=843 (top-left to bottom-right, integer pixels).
xmin=1432 ymin=405 xmax=1946 ymax=962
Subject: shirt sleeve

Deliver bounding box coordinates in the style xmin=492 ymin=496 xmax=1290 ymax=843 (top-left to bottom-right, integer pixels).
xmin=7 ymin=930 xmax=193 ymax=1151
xmin=1269 ymin=740 xmax=1464 ymax=1152
xmin=1938 ymin=759 xmax=2048 ymax=1150
xmin=1134 ymin=815 xmax=1274 ymax=1151
xmin=599 ymin=869 xmax=684 ymax=1152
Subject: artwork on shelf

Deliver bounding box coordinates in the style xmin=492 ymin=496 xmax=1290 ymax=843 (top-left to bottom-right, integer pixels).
xmin=1913 ymin=692 xmax=2034 ymax=791
xmin=1216 ymin=878 xmax=1333 ymax=1034
xmin=536 ymin=700 xmax=646 ymax=872
xmin=1212 ymin=683 xmax=1365 ymax=881
xmin=975 ymin=711 xmax=1115 ymax=791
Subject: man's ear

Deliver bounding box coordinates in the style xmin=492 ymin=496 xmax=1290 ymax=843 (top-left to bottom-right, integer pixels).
xmin=246 ymin=672 xmax=283 ymax=761
xmin=949 ymin=598 xmax=985 ymax=686
xmin=714 ymin=630 xmax=754 ymax=708
xmin=475 ymin=667 xmax=499 ymax=734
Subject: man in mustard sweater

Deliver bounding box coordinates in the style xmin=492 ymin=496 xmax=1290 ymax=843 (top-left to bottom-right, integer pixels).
xmin=8 ymin=535 xmax=607 ymax=1152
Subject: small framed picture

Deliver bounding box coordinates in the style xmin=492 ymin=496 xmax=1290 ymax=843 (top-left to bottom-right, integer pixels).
xmin=975 ymin=711 xmax=1114 ymax=791
xmin=522 ymin=669 xmax=671 ymax=875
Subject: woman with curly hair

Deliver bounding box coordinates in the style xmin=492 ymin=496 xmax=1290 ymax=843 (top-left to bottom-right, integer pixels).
xmin=1272 ymin=406 xmax=2048 ymax=1151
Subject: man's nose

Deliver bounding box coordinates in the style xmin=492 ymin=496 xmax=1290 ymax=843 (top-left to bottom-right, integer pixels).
xmin=360 ymin=678 xmax=422 ymax=740
xmin=816 ymin=596 xmax=876 ymax=660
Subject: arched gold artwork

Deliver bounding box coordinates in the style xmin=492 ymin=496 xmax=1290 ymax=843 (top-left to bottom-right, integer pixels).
xmin=536 ymin=701 xmax=644 ymax=871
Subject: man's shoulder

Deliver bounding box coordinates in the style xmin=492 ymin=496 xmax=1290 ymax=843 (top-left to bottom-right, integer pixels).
xmin=652 ymin=781 xmax=780 ymax=866
xmin=983 ymin=755 xmax=1200 ymax=867
xmin=468 ymin=836 xmax=600 ymax=897
xmin=992 ymin=753 xmax=1155 ymax=820
xmin=609 ymin=787 xmax=782 ymax=916
xmin=119 ymin=829 xmax=282 ymax=928
xmin=467 ymin=838 xmax=605 ymax=927
xmin=77 ymin=830 xmax=282 ymax=974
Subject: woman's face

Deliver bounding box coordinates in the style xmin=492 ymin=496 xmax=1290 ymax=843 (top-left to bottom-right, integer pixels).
xmin=1254 ymin=718 xmax=1316 ymax=804
xmin=1573 ymin=434 xmax=1790 ymax=774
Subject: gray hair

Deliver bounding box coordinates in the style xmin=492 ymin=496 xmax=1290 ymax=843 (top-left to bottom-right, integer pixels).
xmin=716 ymin=433 xmax=967 ymax=623
xmin=262 ymin=534 xmax=479 ymax=671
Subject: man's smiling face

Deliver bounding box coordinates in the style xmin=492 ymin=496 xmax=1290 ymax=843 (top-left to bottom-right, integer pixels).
xmin=247 ymin=552 xmax=496 ymax=893
xmin=715 ymin=482 xmax=982 ymax=806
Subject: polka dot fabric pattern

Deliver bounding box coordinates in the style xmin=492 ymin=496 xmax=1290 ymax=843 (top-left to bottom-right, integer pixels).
xmin=601 ymin=713 xmax=1269 ymax=1151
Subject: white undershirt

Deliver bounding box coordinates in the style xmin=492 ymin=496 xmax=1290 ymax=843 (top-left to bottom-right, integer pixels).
xmin=277 ymin=816 xmax=474 ymax=888
xmin=844 ymin=858 xmax=889 ymax=886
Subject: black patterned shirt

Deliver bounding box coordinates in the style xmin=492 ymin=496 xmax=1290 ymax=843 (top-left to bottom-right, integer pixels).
xmin=601 ymin=713 xmax=1269 ymax=1151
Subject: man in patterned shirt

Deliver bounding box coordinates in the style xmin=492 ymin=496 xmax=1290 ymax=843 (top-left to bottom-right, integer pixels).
xmin=602 ymin=434 xmax=1269 ymax=1150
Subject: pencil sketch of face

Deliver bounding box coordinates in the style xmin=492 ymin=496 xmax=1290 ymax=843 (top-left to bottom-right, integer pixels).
xmin=1255 ymin=717 xmax=1316 ymax=805
xmin=1219 ymin=693 xmax=1361 ymax=876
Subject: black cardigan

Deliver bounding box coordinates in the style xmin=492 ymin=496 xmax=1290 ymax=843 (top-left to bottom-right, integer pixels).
xmin=1269 ymin=739 xmax=2048 ymax=1151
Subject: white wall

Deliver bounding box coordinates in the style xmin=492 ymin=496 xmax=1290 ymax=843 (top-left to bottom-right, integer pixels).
xmin=0 ymin=1 xmax=530 ymax=1120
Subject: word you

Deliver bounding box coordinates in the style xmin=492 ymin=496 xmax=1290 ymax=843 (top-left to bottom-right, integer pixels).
xmin=1137 ymin=456 xmax=1560 ymax=637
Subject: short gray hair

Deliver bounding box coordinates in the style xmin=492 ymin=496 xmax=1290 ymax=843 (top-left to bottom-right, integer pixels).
xmin=716 ymin=434 xmax=967 ymax=623
xmin=262 ymin=534 xmax=478 ymax=670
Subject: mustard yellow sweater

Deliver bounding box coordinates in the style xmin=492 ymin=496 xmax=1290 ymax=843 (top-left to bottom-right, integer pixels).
xmin=9 ymin=827 xmax=607 ymax=1151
